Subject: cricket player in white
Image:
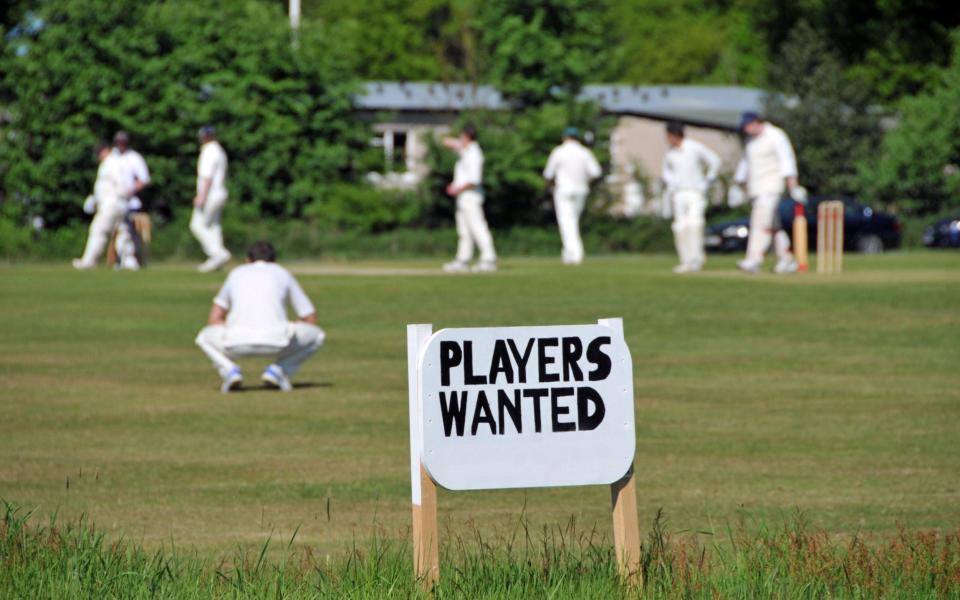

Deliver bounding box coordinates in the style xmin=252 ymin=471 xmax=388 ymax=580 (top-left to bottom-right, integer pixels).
xmin=543 ymin=127 xmax=602 ymax=265
xmin=112 ymin=131 xmax=150 ymax=270
xmin=442 ymin=125 xmax=497 ymax=273
xmin=195 ymin=241 xmax=324 ymax=393
xmin=661 ymin=120 xmax=721 ymax=273
xmin=73 ymin=142 xmax=134 ymax=270
xmin=191 ymin=126 xmax=231 ymax=273
xmin=734 ymin=112 xmax=805 ymax=274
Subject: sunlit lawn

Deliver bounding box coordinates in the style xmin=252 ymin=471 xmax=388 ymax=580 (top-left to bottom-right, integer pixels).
xmin=1 ymin=252 xmax=958 ymax=557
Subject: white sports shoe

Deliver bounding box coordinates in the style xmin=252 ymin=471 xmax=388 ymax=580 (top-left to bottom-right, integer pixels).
xmin=737 ymin=259 xmax=760 ymax=274
xmin=471 ymin=260 xmax=497 ymax=273
xmin=72 ymin=259 xmax=94 ymax=270
xmin=673 ymin=263 xmax=703 ymax=274
xmin=442 ymin=260 xmax=469 ymax=273
xmin=120 ymin=256 xmax=140 ymax=271
xmin=221 ymin=367 xmax=243 ymax=393
xmin=261 ymin=365 xmax=292 ymax=392
xmin=774 ymin=257 xmax=799 ymax=274
xmin=198 ymin=251 xmax=231 ymax=273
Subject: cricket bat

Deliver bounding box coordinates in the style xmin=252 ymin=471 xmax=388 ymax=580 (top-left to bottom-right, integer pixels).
xmin=793 ymin=202 xmax=809 ymax=272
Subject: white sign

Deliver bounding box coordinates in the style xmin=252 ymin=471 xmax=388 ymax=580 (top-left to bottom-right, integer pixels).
xmin=415 ymin=319 xmax=635 ymax=491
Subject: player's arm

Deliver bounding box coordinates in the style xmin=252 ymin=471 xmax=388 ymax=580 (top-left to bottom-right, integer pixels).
xmin=543 ymin=151 xmax=557 ymax=185
xmin=772 ymin=130 xmax=799 ymax=190
xmin=209 ymin=277 xmax=231 ymax=325
xmin=447 ymin=151 xmax=480 ymax=196
xmin=288 ymin=275 xmax=317 ymax=324
xmin=733 ymin=157 xmax=748 ymax=190
xmin=194 ymin=177 xmax=212 ymax=208
xmin=130 ymin=164 xmax=149 ymax=196
xmin=207 ymin=303 xmax=227 ymax=325
xmin=131 ymin=174 xmax=148 ymax=195
xmin=700 ymin=144 xmax=722 ymax=184
xmin=135 ymin=158 xmax=151 ymax=193
xmin=447 ymin=181 xmax=476 ymax=196
xmin=586 ymin=151 xmax=602 ymax=182
xmin=194 ymin=149 xmax=213 ymax=207
xmin=661 ymin=157 xmax=675 ymax=191
xmin=441 ymin=137 xmax=463 ymax=151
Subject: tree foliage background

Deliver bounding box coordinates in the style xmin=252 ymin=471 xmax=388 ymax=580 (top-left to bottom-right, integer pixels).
xmin=1 ymin=0 xmax=368 ymax=230
xmin=2 ymin=0 xmax=960 ymax=258
xmin=763 ymin=21 xmax=883 ymax=196
xmin=858 ymin=40 xmax=960 ymax=216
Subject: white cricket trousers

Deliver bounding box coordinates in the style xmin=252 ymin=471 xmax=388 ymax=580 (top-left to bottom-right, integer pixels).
xmin=454 ymin=190 xmax=497 ymax=263
xmin=554 ymin=190 xmax=587 ymax=264
xmin=745 ymin=193 xmax=792 ymax=266
xmin=79 ymin=201 xmax=136 ymax=265
xmin=190 ymin=192 xmax=228 ymax=259
xmin=195 ymin=323 xmax=324 ymax=379
xmin=671 ymin=190 xmax=706 ymax=268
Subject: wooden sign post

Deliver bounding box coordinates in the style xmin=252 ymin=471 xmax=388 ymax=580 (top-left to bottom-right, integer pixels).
xmin=407 ymin=324 xmax=439 ymax=586
xmin=407 ymin=319 xmax=641 ymax=588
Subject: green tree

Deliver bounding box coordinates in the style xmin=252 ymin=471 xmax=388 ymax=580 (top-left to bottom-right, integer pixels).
xmin=478 ymin=0 xmax=610 ymax=108
xmin=601 ymin=0 xmax=767 ymax=86
xmin=858 ymin=40 xmax=960 ymax=216
xmin=303 ymin=0 xmax=478 ymax=82
xmin=745 ymin=0 xmax=960 ymax=102
xmin=763 ymin=21 xmax=882 ymax=195
xmin=0 ymin=0 xmax=367 ymax=228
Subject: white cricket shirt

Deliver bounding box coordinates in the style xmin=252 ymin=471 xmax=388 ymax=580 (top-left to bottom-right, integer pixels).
xmin=94 ymin=153 xmax=127 ymax=207
xmin=452 ymin=141 xmax=483 ymax=189
xmin=662 ymin=138 xmax=721 ymax=193
xmin=543 ymin=140 xmax=602 ymax=195
xmin=734 ymin=123 xmax=797 ymax=197
xmin=213 ymin=261 xmax=315 ymax=348
xmin=197 ymin=141 xmax=228 ymax=197
xmin=113 ymin=149 xmax=150 ymax=194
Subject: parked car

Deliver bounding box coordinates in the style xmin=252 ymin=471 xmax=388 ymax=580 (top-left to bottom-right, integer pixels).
xmin=922 ymin=214 xmax=960 ymax=248
xmin=705 ymin=196 xmax=902 ymax=254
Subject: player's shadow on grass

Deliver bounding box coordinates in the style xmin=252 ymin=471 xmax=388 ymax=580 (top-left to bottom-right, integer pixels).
xmin=291 ymin=382 xmax=331 ymax=390
xmin=228 ymin=382 xmax=332 ymax=393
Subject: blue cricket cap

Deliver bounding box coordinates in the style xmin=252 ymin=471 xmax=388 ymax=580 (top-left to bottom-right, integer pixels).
xmin=738 ymin=111 xmax=760 ymax=131
xmin=562 ymin=126 xmax=580 ymax=139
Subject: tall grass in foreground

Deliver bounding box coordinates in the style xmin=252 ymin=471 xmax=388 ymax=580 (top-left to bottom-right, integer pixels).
xmin=2 ymin=502 xmax=958 ymax=599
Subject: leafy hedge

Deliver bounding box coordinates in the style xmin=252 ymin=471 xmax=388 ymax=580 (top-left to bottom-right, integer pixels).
xmin=0 ymin=0 xmax=368 ymax=229
xmin=0 ymin=208 xmax=675 ymax=262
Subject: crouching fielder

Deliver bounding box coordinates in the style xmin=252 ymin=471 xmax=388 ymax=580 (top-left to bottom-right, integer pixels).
xmin=661 ymin=121 xmax=720 ymax=273
xmin=196 ymin=241 xmax=324 ymax=393
xmin=73 ymin=141 xmax=137 ymax=270
xmin=734 ymin=112 xmax=805 ymax=274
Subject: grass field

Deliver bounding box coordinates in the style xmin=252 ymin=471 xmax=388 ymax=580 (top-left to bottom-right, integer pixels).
xmin=1 ymin=252 xmax=959 ymax=571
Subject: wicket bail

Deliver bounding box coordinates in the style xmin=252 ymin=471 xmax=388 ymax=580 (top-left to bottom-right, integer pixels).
xmin=817 ymin=201 xmax=844 ymax=274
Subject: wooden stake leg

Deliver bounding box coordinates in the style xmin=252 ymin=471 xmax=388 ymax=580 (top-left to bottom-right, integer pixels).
xmin=412 ymin=464 xmax=439 ymax=589
xmin=610 ymin=465 xmax=642 ymax=586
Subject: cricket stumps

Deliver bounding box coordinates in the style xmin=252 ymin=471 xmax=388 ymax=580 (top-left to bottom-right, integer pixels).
xmin=817 ymin=200 xmax=844 ymax=274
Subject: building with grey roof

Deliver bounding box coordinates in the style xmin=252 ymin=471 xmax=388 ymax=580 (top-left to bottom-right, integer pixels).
xmin=357 ymin=81 xmax=764 ymax=215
